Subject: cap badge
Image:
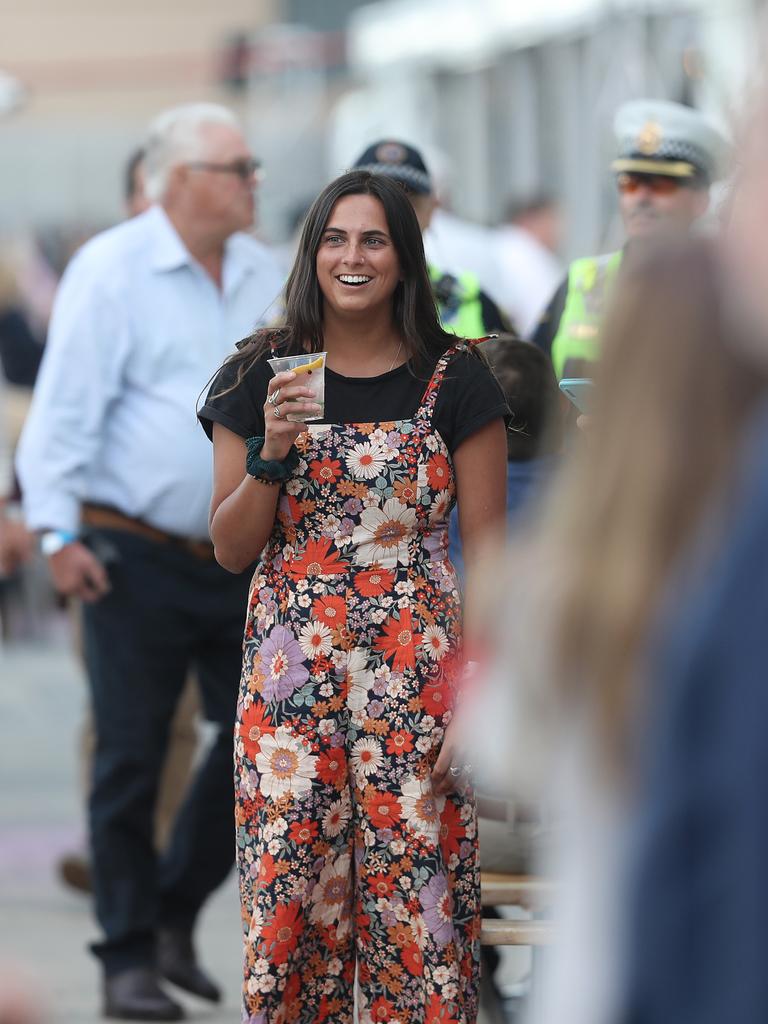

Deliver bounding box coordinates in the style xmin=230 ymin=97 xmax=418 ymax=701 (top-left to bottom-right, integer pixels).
xmin=637 ymin=121 xmax=663 ymax=156
xmin=375 ymin=142 xmax=408 ymax=165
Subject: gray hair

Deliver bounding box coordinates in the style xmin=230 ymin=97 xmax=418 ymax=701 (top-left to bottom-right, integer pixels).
xmin=143 ymin=103 xmax=241 ymax=202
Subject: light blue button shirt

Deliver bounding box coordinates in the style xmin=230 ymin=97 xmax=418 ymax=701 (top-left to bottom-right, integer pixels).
xmin=17 ymin=205 xmax=285 ymax=539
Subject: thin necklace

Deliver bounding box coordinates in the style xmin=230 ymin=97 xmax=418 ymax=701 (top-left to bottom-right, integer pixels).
xmin=388 ymin=340 xmax=403 ymax=373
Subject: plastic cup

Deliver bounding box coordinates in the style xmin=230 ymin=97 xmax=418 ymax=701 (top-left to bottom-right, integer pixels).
xmin=267 ymin=351 xmax=327 ymax=423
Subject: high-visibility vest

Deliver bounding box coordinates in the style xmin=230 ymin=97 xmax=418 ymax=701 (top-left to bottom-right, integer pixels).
xmin=429 ymin=265 xmax=486 ymax=338
xmin=551 ymin=251 xmax=623 ymax=379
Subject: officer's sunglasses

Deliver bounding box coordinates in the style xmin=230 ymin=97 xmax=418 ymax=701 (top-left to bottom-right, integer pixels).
xmin=617 ymin=172 xmax=684 ymax=196
xmin=185 ymin=157 xmax=262 ymax=182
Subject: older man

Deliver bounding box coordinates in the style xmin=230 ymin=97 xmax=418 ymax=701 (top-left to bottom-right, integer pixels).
xmin=17 ymin=103 xmax=283 ymax=1021
xmin=533 ymin=99 xmax=725 ymax=378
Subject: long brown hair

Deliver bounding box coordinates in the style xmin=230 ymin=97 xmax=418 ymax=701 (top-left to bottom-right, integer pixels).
xmin=538 ymin=238 xmax=768 ymax=760
xmin=215 ymin=170 xmax=458 ymax=395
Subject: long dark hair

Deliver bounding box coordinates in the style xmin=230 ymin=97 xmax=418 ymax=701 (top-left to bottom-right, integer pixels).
xmin=217 ymin=170 xmax=457 ymax=391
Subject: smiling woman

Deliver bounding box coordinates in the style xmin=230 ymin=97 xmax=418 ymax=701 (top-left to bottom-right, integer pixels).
xmin=197 ymin=169 xmax=509 ymax=1024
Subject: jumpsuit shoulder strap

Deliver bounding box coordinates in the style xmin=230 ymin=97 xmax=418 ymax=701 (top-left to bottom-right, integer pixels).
xmin=415 ymin=343 xmax=464 ymax=424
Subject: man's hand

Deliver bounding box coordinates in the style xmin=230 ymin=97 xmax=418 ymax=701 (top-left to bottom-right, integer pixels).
xmin=0 ymin=517 xmax=35 ymax=577
xmin=48 ymin=540 xmax=110 ymax=602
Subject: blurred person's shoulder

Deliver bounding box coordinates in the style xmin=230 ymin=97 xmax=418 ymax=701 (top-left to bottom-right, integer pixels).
xmin=61 ymin=208 xmax=167 ymax=290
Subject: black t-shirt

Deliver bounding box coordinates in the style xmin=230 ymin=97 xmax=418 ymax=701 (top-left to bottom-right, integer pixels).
xmin=199 ymin=347 xmax=509 ymax=455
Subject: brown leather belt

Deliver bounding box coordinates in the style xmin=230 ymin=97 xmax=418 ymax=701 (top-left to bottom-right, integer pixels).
xmin=81 ymin=503 xmax=215 ymax=561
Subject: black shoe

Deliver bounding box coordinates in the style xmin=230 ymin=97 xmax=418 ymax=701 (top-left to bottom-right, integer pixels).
xmin=58 ymin=852 xmax=92 ymax=894
xmin=157 ymin=929 xmax=221 ymax=1003
xmin=103 ymin=967 xmax=184 ymax=1021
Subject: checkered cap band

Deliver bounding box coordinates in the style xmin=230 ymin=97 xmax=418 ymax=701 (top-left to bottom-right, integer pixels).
xmin=354 ymin=162 xmax=432 ymax=195
xmin=620 ymin=137 xmax=712 ymax=178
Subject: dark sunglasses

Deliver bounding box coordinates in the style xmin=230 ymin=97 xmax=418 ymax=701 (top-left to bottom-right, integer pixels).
xmin=185 ymin=157 xmax=262 ymax=182
xmin=617 ymin=172 xmax=684 ymax=196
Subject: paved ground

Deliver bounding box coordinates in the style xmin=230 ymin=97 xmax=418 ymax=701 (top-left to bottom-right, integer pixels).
xmin=0 ymin=639 xmax=242 ymax=1024
xmin=0 ymin=634 xmax=505 ymax=1024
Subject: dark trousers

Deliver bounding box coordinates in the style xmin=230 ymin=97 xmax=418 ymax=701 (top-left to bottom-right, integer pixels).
xmin=81 ymin=529 xmax=249 ymax=975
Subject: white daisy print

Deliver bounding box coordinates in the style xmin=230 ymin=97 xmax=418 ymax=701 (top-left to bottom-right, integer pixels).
xmin=350 ymin=736 xmax=384 ymax=779
xmin=322 ymin=793 xmax=352 ymax=837
xmin=297 ymin=620 xmax=333 ymax=660
xmin=255 ymin=726 xmax=317 ymax=800
xmin=422 ymin=624 xmax=449 ymax=662
xmin=400 ymin=776 xmax=445 ymax=844
xmin=345 ymin=441 xmax=387 ymax=480
xmin=429 ymin=489 xmax=453 ymax=524
xmin=309 ymin=852 xmax=352 ymax=934
xmin=352 ymin=498 xmax=418 ymax=568
xmin=345 ymin=648 xmax=375 ymax=715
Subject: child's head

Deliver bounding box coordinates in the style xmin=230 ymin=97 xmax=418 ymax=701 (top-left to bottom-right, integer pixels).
xmin=483 ymin=338 xmax=561 ymax=460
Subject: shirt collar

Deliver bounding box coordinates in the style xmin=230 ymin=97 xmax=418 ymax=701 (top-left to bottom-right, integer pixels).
xmin=148 ymin=205 xmax=194 ymax=273
xmin=148 ymin=205 xmax=259 ymax=296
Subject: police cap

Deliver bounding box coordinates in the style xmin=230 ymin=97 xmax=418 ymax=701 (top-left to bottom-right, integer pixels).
xmin=352 ymin=139 xmax=432 ymax=195
xmin=612 ymin=99 xmax=726 ymax=185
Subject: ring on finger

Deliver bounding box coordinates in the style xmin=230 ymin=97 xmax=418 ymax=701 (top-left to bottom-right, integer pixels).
xmin=267 ymin=388 xmax=280 ymax=407
xmin=449 ymin=766 xmax=462 ymax=779
xmin=273 ymin=403 xmax=283 ymax=419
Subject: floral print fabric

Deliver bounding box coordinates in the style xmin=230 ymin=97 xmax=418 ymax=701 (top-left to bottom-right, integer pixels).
xmin=236 ymin=349 xmax=480 ymax=1023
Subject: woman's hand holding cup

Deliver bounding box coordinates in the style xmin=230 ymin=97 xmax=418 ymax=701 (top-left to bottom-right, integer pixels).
xmin=262 ymin=371 xmax=321 ymax=460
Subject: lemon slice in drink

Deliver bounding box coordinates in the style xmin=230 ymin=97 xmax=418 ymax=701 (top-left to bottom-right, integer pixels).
xmin=292 ymin=355 xmax=324 ymax=375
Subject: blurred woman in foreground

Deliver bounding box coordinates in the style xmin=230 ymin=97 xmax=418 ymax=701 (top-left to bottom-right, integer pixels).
xmin=472 ymin=237 xmax=768 ymax=1024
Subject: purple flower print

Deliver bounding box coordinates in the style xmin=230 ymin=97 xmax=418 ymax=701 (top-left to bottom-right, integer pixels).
xmin=419 ymin=871 xmax=455 ymax=946
xmin=343 ymin=498 xmax=363 ymax=515
xmin=367 ymin=699 xmax=384 ymax=719
xmin=338 ymin=517 xmax=356 ymax=538
xmin=257 ymin=625 xmax=309 ymax=701
xmin=245 ymin=1013 xmax=266 ymax=1024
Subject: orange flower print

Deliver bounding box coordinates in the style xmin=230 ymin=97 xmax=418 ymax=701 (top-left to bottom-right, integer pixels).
xmin=370 ymin=996 xmax=396 ymax=1022
xmin=259 ymin=900 xmax=305 ymax=965
xmin=309 ymin=457 xmax=342 ymax=485
xmin=392 ymin=477 xmax=418 ymax=504
xmin=426 ymin=992 xmax=459 ymax=1024
xmin=385 ymin=729 xmax=414 ymax=756
xmin=426 ymin=453 xmax=451 ymax=491
xmin=374 ymin=607 xmax=422 ymax=673
xmin=312 ymin=595 xmax=347 ymax=628
xmin=438 ymin=800 xmax=465 ymax=860
xmin=365 ymin=789 xmax=402 ymax=830
xmin=354 ymin=566 xmax=395 ymax=598
xmin=288 ymin=820 xmax=319 ymax=845
xmin=421 ymin=676 xmax=452 ymax=718
xmin=366 ymin=871 xmax=397 ymax=899
xmin=316 ymin=747 xmax=347 ymax=789
xmin=285 ymin=537 xmax=348 ymax=581
xmin=401 ymin=942 xmax=424 ymax=977
xmin=238 ymin=702 xmax=276 ymax=760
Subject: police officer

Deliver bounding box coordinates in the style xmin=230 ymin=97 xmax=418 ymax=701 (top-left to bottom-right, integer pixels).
xmin=533 ymin=99 xmax=726 ymax=379
xmin=353 ymin=140 xmax=511 ymax=337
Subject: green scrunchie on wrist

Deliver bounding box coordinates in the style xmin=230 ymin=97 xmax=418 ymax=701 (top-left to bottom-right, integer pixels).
xmin=245 ymin=436 xmax=300 ymax=485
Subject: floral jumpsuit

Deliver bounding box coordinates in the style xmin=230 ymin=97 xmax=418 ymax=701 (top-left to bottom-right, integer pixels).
xmin=235 ymin=348 xmax=481 ymax=1024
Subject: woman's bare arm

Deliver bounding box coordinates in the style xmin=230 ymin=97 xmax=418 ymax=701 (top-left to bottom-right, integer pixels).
xmin=432 ymin=416 xmax=508 ymax=794
xmin=208 ymin=370 xmax=320 ymax=573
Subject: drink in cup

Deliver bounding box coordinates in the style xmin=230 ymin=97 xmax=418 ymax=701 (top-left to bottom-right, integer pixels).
xmin=267 ymin=351 xmax=327 ymax=422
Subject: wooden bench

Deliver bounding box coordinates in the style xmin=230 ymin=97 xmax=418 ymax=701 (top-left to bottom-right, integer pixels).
xmin=480 ymin=872 xmax=556 ymax=946
xmin=480 ymin=872 xmax=555 ymax=910
xmin=480 ymin=917 xmax=555 ymax=946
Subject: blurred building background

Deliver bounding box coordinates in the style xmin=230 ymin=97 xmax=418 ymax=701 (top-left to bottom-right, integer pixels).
xmin=0 ymin=0 xmax=764 ymax=259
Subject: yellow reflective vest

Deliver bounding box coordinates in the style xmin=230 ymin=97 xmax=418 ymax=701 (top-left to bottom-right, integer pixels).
xmin=429 ymin=265 xmax=486 ymax=338
xmin=551 ymin=251 xmax=623 ymax=379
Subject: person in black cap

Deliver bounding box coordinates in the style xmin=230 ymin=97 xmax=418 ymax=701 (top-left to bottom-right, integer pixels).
xmin=353 ymin=140 xmax=512 ymax=338
xmin=532 ymin=99 xmax=726 ymax=380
